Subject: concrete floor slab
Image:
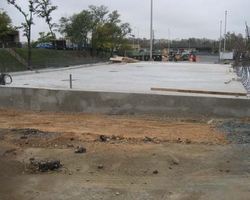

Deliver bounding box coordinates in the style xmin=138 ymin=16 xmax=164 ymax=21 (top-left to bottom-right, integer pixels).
xmin=9 ymin=62 xmax=247 ymax=98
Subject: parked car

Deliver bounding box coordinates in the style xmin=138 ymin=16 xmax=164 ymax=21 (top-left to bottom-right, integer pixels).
xmin=66 ymin=45 xmax=74 ymax=50
xmin=36 ymin=43 xmax=53 ymax=49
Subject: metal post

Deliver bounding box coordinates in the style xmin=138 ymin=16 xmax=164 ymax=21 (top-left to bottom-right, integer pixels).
xmin=70 ymin=74 xmax=72 ymax=89
xmin=133 ymin=36 xmax=134 ymax=48
xmin=135 ymin=27 xmax=140 ymax=50
xmin=150 ymin=0 xmax=153 ymax=61
xmin=138 ymin=28 xmax=140 ymax=49
xmin=219 ymin=21 xmax=222 ymax=62
xmin=224 ymin=11 xmax=227 ymax=53
xmin=168 ymin=28 xmax=170 ymax=53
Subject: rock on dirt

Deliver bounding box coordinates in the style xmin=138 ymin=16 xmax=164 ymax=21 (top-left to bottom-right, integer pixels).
xmin=75 ymin=146 xmax=87 ymax=153
xmin=100 ymin=135 xmax=108 ymax=142
xmin=30 ymin=157 xmax=61 ymax=172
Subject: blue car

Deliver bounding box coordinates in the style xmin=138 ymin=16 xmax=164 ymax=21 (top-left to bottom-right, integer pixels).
xmin=36 ymin=43 xmax=53 ymax=49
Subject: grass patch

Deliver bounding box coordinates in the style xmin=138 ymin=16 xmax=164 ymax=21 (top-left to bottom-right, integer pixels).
xmin=0 ymin=49 xmax=26 ymax=72
xmin=11 ymin=48 xmax=109 ymax=70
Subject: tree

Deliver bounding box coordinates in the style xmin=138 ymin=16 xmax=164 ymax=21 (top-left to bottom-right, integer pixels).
xmin=57 ymin=16 xmax=70 ymax=38
xmin=225 ymin=32 xmax=250 ymax=66
xmin=88 ymin=5 xmax=109 ymax=57
xmin=118 ymin=42 xmax=133 ymax=56
xmin=34 ymin=0 xmax=57 ymax=47
xmin=60 ymin=10 xmax=93 ymax=50
xmin=37 ymin=31 xmax=55 ymax=43
xmin=6 ymin=0 xmax=57 ymax=69
xmin=58 ymin=6 xmax=131 ymax=57
xmin=226 ymin=32 xmax=249 ymax=52
xmin=0 ymin=9 xmax=12 ymax=37
xmin=7 ymin=0 xmax=39 ymax=70
xmin=99 ymin=10 xmax=131 ymax=57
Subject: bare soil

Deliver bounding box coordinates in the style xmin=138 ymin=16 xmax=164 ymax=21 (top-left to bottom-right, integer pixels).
xmin=0 ymin=108 xmax=250 ymax=200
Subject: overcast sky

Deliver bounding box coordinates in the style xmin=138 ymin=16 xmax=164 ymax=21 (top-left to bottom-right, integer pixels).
xmin=1 ymin=0 xmax=250 ymax=42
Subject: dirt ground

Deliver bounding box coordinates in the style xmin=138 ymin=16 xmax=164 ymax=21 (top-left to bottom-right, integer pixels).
xmin=0 ymin=108 xmax=250 ymax=200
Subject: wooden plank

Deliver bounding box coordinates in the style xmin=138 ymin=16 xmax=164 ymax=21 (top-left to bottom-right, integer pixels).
xmin=110 ymin=56 xmax=123 ymax=61
xmin=151 ymin=87 xmax=247 ymax=96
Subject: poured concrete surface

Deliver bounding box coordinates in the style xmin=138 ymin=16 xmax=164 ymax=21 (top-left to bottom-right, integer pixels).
xmin=1 ymin=61 xmax=250 ymax=118
xmin=9 ymin=62 xmax=246 ymax=97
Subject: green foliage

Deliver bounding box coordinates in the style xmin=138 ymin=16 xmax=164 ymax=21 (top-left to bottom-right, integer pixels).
xmin=225 ymin=32 xmax=249 ymax=52
xmin=66 ymin=10 xmax=93 ymax=47
xmin=118 ymin=42 xmax=133 ymax=56
xmin=7 ymin=0 xmax=37 ymax=40
xmin=34 ymin=0 xmax=57 ymax=38
xmin=0 ymin=10 xmax=12 ymax=36
xmin=170 ymin=37 xmax=217 ymax=48
xmin=0 ymin=49 xmax=26 ymax=72
xmin=58 ymin=5 xmax=131 ymax=57
xmin=37 ymin=31 xmax=56 ymax=43
xmin=8 ymin=48 xmax=109 ymax=70
xmin=6 ymin=0 xmax=57 ymax=69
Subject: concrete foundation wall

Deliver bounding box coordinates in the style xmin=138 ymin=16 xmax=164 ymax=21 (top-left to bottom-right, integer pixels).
xmin=0 ymin=87 xmax=250 ymax=118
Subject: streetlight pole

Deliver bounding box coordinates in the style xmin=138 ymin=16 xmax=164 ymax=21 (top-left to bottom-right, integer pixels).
xmin=168 ymin=28 xmax=170 ymax=53
xmin=219 ymin=20 xmax=222 ymax=62
xmin=224 ymin=11 xmax=227 ymax=53
xmin=135 ymin=27 xmax=140 ymax=50
xmin=150 ymin=0 xmax=153 ymax=61
xmin=133 ymin=35 xmax=135 ymax=48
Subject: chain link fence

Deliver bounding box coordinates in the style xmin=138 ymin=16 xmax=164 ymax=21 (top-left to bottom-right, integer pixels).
xmin=0 ymin=53 xmax=110 ymax=73
xmin=28 ymin=56 xmax=110 ymax=70
xmin=233 ymin=52 xmax=250 ymax=94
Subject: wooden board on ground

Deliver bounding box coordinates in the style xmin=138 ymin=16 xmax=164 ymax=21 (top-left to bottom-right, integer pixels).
xmin=151 ymin=87 xmax=247 ymax=96
xmin=110 ymin=56 xmax=139 ymax=63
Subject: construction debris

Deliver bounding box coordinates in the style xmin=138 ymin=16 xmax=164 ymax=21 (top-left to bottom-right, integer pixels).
xmin=110 ymin=56 xmax=140 ymax=63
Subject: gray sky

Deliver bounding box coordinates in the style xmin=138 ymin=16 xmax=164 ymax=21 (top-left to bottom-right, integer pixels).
xmin=1 ymin=0 xmax=250 ymax=42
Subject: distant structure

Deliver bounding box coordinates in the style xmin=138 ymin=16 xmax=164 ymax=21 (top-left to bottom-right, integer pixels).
xmin=0 ymin=30 xmax=21 ymax=48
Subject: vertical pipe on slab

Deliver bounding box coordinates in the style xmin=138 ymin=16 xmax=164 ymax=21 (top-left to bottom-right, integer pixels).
xmin=70 ymin=74 xmax=72 ymax=89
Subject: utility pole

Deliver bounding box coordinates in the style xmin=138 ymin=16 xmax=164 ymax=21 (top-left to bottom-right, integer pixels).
xmin=223 ymin=11 xmax=227 ymax=52
xmin=219 ymin=20 xmax=222 ymax=62
xmin=135 ymin=27 xmax=140 ymax=50
xmin=150 ymin=0 xmax=153 ymax=60
xmin=168 ymin=28 xmax=170 ymax=53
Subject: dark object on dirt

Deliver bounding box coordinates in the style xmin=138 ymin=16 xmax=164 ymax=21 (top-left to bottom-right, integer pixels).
xmin=144 ymin=136 xmax=154 ymax=142
xmin=75 ymin=146 xmax=86 ymax=153
xmin=98 ymin=165 xmax=104 ymax=169
xmin=153 ymin=170 xmax=158 ymax=174
xmin=39 ymin=158 xmax=60 ymax=171
xmin=111 ymin=135 xmax=117 ymax=140
xmin=177 ymin=138 xmax=182 ymax=143
xmin=100 ymin=135 xmax=108 ymax=142
xmin=70 ymin=137 xmax=74 ymax=141
xmin=10 ymin=128 xmax=61 ymax=140
xmin=172 ymin=160 xmax=179 ymax=165
xmin=185 ymin=139 xmax=191 ymax=144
